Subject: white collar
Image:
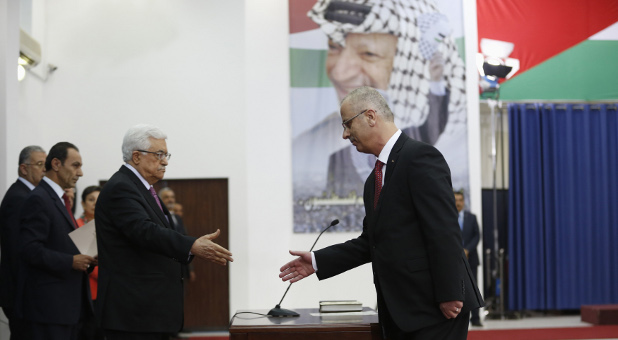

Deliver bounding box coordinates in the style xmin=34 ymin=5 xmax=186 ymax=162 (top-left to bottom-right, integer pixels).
xmin=17 ymin=177 xmax=36 ymax=191
xmin=124 ymin=163 xmax=151 ymax=190
xmin=42 ymin=176 xmax=65 ymax=201
xmin=377 ymin=129 xmax=402 ymax=164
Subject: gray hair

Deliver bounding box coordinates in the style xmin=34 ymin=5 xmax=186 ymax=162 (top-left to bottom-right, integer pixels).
xmin=342 ymin=86 xmax=395 ymax=122
xmin=158 ymin=187 xmax=174 ymax=197
xmin=18 ymin=145 xmax=46 ymax=165
xmin=122 ymin=124 xmax=167 ymax=162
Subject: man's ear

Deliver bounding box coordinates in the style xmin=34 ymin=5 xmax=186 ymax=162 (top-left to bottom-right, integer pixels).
xmin=18 ymin=164 xmax=28 ymax=177
xmin=366 ymin=109 xmax=377 ymax=127
xmin=132 ymin=151 xmax=141 ymax=165
xmin=51 ymin=158 xmax=61 ymax=172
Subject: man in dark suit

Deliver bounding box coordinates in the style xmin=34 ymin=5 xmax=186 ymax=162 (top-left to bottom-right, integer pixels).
xmin=454 ymin=190 xmax=483 ymax=327
xmin=280 ymin=87 xmax=483 ymax=339
xmin=0 ymin=145 xmax=47 ymax=339
xmin=17 ymin=142 xmax=97 ymax=340
xmin=95 ymin=124 xmax=233 ymax=339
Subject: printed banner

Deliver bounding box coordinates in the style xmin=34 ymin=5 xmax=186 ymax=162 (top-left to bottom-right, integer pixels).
xmin=290 ymin=0 xmax=469 ymax=232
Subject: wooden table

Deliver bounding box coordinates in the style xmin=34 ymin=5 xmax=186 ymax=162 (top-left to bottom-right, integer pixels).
xmin=229 ymin=307 xmax=381 ymax=340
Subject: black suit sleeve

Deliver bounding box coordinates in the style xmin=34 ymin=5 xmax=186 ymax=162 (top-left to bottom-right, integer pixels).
xmin=101 ymin=179 xmax=195 ymax=262
xmin=19 ymin=194 xmax=74 ymax=279
xmin=314 ymin=217 xmax=371 ymax=280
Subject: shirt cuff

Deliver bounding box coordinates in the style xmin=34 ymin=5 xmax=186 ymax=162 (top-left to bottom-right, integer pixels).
xmin=311 ymin=251 xmax=318 ymax=272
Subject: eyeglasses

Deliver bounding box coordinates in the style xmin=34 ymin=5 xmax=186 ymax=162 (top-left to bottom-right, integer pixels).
xmin=342 ymin=109 xmax=369 ymax=130
xmin=137 ymin=150 xmax=172 ymax=161
xmin=24 ymin=161 xmax=45 ymax=169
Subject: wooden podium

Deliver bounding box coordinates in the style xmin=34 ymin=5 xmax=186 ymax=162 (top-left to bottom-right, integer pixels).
xmin=229 ymin=307 xmax=381 ymax=340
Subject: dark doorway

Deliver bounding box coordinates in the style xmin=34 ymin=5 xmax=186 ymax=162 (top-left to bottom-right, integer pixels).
xmin=155 ymin=178 xmax=229 ymax=331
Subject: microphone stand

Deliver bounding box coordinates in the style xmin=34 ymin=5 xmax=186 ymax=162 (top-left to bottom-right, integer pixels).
xmin=267 ymin=219 xmax=339 ymax=317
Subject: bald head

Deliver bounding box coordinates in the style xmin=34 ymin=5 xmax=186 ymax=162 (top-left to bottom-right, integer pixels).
xmin=340 ymin=86 xmax=399 ymax=156
xmin=341 ymin=86 xmax=394 ymax=123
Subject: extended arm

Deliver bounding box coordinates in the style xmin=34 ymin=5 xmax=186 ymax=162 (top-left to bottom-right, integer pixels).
xmin=279 ymin=250 xmax=315 ymax=283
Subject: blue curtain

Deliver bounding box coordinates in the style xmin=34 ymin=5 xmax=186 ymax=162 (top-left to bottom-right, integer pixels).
xmin=508 ymin=103 xmax=618 ymax=310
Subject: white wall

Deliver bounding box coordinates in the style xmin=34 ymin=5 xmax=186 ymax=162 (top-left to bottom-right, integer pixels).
xmin=1 ymin=1 xmax=22 ymax=337
xmin=7 ymin=0 xmax=378 ymax=317
xmin=4 ymin=0 xmax=480 ymax=322
xmin=1 ymin=0 xmax=21 ymax=195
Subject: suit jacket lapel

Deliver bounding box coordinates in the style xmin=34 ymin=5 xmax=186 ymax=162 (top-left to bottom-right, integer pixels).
xmin=119 ymin=166 xmax=171 ymax=228
xmin=373 ymin=133 xmax=409 ymax=214
xmin=40 ymin=180 xmax=76 ymax=230
xmin=366 ymin=171 xmax=377 ymax=217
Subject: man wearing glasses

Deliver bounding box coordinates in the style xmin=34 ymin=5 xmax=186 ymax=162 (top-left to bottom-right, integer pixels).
xmin=95 ymin=124 xmax=233 ymax=339
xmin=0 ymin=145 xmax=46 ymax=339
xmin=280 ymin=87 xmax=483 ymax=339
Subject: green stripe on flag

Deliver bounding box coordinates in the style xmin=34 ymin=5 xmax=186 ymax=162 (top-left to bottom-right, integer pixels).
xmin=500 ymin=40 xmax=618 ymax=101
xmin=455 ymin=37 xmax=465 ymax=62
xmin=290 ymin=49 xmax=332 ymax=88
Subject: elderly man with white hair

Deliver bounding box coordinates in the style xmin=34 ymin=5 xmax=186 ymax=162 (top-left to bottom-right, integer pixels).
xmin=95 ymin=124 xmax=233 ymax=339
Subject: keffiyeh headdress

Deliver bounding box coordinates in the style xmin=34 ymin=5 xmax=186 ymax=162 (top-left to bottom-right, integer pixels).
xmin=309 ymin=0 xmax=466 ymax=130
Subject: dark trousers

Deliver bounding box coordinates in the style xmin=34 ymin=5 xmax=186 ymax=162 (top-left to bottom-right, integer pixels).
xmin=103 ymin=330 xmax=171 ymax=340
xmin=2 ymin=306 xmax=27 ymax=340
xmin=26 ymin=321 xmax=82 ymax=340
xmin=81 ymin=300 xmax=104 ymax=340
xmin=378 ymin=291 xmax=469 ymax=340
xmin=382 ymin=311 xmax=470 ymax=340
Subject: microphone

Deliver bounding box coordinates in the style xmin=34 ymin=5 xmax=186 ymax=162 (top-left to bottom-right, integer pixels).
xmin=268 ymin=219 xmax=339 ymax=317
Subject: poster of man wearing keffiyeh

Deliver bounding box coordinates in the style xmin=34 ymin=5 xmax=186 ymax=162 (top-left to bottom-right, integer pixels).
xmin=290 ymin=0 xmax=468 ymax=233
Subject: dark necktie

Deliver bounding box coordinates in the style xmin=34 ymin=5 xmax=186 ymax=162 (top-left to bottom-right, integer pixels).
xmin=62 ymin=193 xmax=78 ymax=228
xmin=149 ymin=186 xmax=164 ymax=212
xmin=374 ymin=160 xmax=384 ymax=210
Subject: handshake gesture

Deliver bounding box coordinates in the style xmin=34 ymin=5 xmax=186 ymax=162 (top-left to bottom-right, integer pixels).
xmin=278 ymin=250 xmax=315 ymax=283
xmin=191 ymin=229 xmax=234 ymax=265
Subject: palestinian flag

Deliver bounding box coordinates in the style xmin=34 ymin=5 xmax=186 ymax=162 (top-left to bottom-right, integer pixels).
xmin=478 ymin=0 xmax=618 ymax=101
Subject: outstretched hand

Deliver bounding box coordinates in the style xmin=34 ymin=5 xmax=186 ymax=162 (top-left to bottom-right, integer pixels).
xmin=191 ymin=229 xmax=234 ymax=265
xmin=279 ymin=250 xmax=315 ymax=283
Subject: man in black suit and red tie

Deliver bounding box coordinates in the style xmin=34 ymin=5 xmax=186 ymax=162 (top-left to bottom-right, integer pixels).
xmin=279 ymin=86 xmax=483 ymax=339
xmin=17 ymin=142 xmax=97 ymax=340
xmin=0 ymin=145 xmax=47 ymax=339
xmin=454 ymin=190 xmax=483 ymax=327
xmin=95 ymin=124 xmax=233 ymax=340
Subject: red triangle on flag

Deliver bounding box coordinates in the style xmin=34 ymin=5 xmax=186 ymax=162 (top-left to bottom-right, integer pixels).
xmin=477 ymin=0 xmax=618 ymax=79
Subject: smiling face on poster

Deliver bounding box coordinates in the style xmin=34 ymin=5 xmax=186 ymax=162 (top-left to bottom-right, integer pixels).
xmin=290 ymin=0 xmax=469 ymax=233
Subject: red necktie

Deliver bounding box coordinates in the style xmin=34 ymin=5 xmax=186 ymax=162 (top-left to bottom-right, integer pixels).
xmin=374 ymin=160 xmax=384 ymax=210
xmin=62 ymin=193 xmax=78 ymax=228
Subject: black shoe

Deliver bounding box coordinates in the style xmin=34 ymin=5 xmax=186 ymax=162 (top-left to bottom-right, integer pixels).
xmin=471 ymin=320 xmax=483 ymax=327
